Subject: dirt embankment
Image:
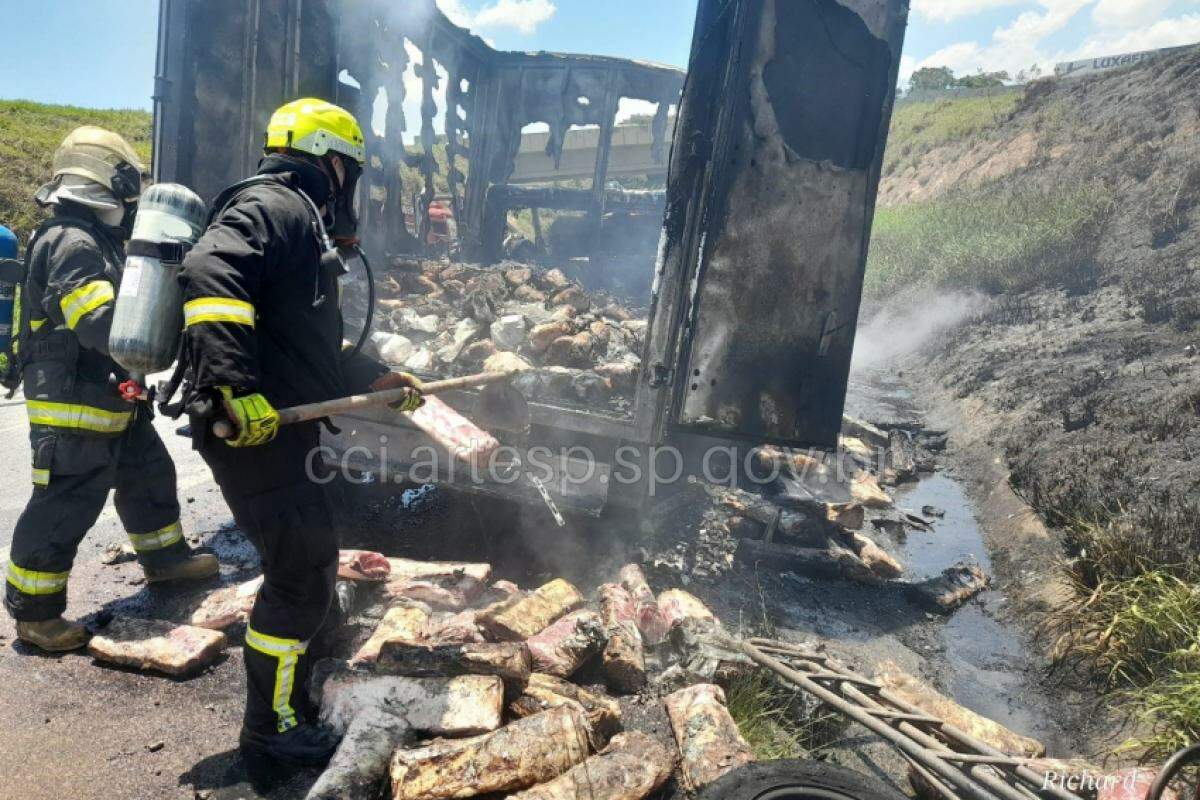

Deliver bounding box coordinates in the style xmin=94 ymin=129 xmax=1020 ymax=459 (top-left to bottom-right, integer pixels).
xmin=872 ymin=49 xmax=1200 ymax=747
xmin=878 ymin=47 xmax=1200 ymax=536
xmin=880 ymin=53 xmax=1200 ymax=222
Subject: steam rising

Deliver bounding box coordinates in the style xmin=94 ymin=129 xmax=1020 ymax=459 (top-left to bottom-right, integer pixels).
xmin=851 ymin=291 xmax=988 ymax=370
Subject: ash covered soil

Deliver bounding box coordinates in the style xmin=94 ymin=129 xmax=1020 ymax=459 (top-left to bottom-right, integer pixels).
xmin=910 ymin=284 xmax=1200 ymax=574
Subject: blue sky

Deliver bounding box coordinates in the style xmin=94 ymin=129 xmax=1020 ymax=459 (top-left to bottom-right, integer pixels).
xmin=1 ymin=0 xmax=1198 ymax=112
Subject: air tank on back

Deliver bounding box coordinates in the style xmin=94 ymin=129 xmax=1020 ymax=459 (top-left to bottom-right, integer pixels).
xmin=109 ymin=183 xmax=207 ymax=380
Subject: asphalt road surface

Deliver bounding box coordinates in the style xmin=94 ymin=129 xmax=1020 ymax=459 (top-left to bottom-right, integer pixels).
xmin=0 ymin=391 xmax=305 ymax=799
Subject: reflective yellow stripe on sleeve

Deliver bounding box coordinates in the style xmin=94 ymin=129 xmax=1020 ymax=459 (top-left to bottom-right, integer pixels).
xmin=128 ymin=521 xmax=184 ymax=552
xmin=244 ymin=627 xmax=308 ymax=733
xmin=31 ymin=468 xmax=50 ymax=487
xmin=26 ymin=400 xmax=133 ymax=434
xmin=60 ymin=280 xmax=115 ymax=330
xmin=30 ymin=318 xmax=47 ymax=332
xmin=6 ymin=562 xmax=70 ymax=596
xmin=184 ymin=298 xmax=256 ymax=328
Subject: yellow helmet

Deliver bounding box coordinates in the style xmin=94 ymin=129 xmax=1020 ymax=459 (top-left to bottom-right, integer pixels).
xmin=265 ymin=99 xmax=366 ymax=165
xmin=52 ymin=126 xmax=146 ymax=200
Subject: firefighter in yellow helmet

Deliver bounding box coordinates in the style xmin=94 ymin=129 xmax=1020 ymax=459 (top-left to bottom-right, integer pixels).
xmin=3 ymin=127 xmax=219 ymax=653
xmin=178 ymin=100 xmax=422 ymax=766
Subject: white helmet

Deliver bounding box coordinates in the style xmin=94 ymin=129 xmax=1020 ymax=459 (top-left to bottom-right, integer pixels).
xmin=51 ymin=126 xmax=146 ymax=200
xmin=37 ymin=127 xmax=147 ymax=226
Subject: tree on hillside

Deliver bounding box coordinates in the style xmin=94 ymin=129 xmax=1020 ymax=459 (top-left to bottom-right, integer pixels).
xmin=907 ymin=66 xmax=1014 ymax=94
xmin=955 ymin=70 xmax=1010 ymax=89
xmin=909 ymin=66 xmax=957 ymax=92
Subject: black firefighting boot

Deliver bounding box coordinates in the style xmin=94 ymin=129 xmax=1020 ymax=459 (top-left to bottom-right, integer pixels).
xmin=239 ymin=723 xmax=341 ymax=767
xmin=16 ymin=617 xmax=90 ymax=652
xmin=144 ymin=551 xmax=220 ymax=584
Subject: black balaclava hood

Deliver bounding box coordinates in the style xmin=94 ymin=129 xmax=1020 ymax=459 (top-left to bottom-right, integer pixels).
xmin=258 ymin=152 xmax=361 ymax=246
xmin=258 ymin=153 xmax=332 ymax=209
xmin=328 ymin=157 xmax=362 ymax=246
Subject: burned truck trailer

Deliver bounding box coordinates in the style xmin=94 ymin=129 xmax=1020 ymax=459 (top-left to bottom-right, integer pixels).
xmin=153 ymin=0 xmax=683 ymax=261
xmin=153 ymin=0 xmax=909 ymax=514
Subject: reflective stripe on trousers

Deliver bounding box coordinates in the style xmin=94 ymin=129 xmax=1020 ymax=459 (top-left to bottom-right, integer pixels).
xmin=5 ymin=561 xmax=69 ymax=596
xmin=244 ymin=626 xmax=308 ymax=733
xmin=26 ymin=400 xmax=133 ymax=434
xmin=128 ymin=521 xmax=183 ymax=553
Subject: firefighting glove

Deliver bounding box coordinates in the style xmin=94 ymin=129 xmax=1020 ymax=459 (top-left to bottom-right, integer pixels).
xmin=218 ymin=386 xmax=280 ymax=447
xmin=370 ymin=371 xmax=425 ymax=413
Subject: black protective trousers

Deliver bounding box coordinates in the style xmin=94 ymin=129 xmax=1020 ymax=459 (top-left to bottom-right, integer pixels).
xmin=197 ymin=422 xmax=339 ymax=736
xmin=5 ymin=410 xmax=189 ymax=622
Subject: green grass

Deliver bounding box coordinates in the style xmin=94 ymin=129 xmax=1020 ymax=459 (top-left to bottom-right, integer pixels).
xmin=1057 ymin=572 xmax=1200 ymax=686
xmin=725 ymin=670 xmax=845 ymax=760
xmin=1121 ymin=661 xmax=1200 ymax=759
xmin=1038 ymin=485 xmax=1200 ymax=758
xmin=864 ymin=180 xmax=1113 ymax=299
xmin=1048 ymin=565 xmax=1200 ymax=757
xmin=0 ymin=100 xmax=152 ymax=237
xmin=885 ymin=90 xmax=1022 ymax=175
xmin=1063 ymin=496 xmax=1200 ymax=590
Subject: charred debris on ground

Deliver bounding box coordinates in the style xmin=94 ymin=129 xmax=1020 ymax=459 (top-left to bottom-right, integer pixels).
xmin=84 ymin=382 xmax=1054 ymax=799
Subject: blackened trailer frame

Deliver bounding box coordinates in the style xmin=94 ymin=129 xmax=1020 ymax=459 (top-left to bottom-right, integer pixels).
xmin=153 ymin=0 xmax=908 ymax=509
xmin=152 ymin=0 xmax=683 ymax=263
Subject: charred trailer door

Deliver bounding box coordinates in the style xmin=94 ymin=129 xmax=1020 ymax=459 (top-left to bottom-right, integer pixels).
xmin=152 ymin=0 xmax=338 ymax=201
xmin=646 ymin=0 xmax=909 ymax=451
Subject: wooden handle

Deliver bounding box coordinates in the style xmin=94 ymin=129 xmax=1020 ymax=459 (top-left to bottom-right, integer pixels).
xmin=211 ymin=370 xmax=519 ymax=439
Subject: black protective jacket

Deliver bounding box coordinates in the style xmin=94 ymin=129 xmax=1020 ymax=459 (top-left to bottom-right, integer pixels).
xmin=179 ymin=156 xmax=384 ymax=412
xmin=21 ymin=205 xmax=133 ymax=437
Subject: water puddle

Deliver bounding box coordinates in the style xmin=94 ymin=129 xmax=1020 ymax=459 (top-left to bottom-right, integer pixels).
xmin=894 ymin=475 xmax=1072 ymax=750
xmin=893 ymin=474 xmax=991 ymax=581
xmin=850 ymin=366 xmax=1076 ymax=752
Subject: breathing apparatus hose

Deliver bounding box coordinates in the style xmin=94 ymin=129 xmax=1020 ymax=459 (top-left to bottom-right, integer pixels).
xmin=344 ymin=243 xmax=376 ymax=363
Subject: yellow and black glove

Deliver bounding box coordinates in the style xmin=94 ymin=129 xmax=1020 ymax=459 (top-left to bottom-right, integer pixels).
xmin=218 ymin=387 xmax=280 ymax=447
xmin=370 ymin=371 xmax=425 ymax=413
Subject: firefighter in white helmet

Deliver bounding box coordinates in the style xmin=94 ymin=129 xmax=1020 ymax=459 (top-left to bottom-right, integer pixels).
xmin=3 ymin=127 xmax=219 ymax=653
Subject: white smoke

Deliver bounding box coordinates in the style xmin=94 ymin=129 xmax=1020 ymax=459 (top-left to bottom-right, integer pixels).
xmin=851 ymin=291 xmax=989 ymax=370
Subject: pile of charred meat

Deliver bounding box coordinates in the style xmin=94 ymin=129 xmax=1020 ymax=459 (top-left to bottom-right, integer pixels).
xmin=190 ymin=555 xmax=762 ymax=799
xmin=362 ymin=260 xmax=647 ymax=413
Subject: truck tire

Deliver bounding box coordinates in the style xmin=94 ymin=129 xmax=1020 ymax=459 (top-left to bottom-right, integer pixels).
xmin=696 ymin=759 xmax=909 ymax=800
